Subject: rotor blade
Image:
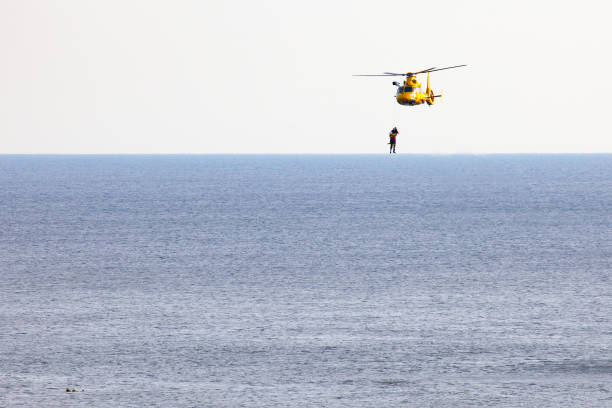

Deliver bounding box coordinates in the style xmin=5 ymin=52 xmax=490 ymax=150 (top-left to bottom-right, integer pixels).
xmin=427 ymin=64 xmax=467 ymax=73
xmin=352 ymin=74 xmax=400 ymax=77
xmin=414 ymin=67 xmax=437 ymax=74
xmin=383 ymin=68 xmax=435 ymax=75
xmin=353 ymin=65 xmax=465 ymax=77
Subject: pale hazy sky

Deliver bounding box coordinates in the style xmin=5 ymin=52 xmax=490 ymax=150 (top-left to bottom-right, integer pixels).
xmin=1 ymin=0 xmax=611 ymax=153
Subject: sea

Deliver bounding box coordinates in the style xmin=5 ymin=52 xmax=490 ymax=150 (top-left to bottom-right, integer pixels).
xmin=1 ymin=154 xmax=611 ymax=407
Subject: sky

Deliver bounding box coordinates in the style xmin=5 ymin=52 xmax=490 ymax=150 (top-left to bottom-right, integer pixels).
xmin=1 ymin=0 xmax=611 ymax=154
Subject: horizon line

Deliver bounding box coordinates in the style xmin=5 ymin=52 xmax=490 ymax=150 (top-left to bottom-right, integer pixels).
xmin=1 ymin=152 xmax=612 ymax=156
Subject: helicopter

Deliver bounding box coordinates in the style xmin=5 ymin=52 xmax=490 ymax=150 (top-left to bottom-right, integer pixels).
xmin=353 ymin=64 xmax=466 ymax=106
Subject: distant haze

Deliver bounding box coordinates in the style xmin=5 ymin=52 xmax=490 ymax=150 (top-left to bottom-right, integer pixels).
xmin=1 ymin=0 xmax=611 ymax=153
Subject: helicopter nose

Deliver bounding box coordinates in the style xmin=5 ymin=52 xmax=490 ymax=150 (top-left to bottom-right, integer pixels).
xmin=396 ymin=93 xmax=411 ymax=105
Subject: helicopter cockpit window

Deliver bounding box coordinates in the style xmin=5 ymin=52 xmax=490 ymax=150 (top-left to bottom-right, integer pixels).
xmin=404 ymin=86 xmax=413 ymax=92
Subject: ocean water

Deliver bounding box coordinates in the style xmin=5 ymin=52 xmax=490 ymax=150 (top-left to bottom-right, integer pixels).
xmin=1 ymin=154 xmax=611 ymax=407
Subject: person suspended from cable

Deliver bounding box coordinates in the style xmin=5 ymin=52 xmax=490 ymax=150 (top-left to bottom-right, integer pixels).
xmin=388 ymin=127 xmax=398 ymax=153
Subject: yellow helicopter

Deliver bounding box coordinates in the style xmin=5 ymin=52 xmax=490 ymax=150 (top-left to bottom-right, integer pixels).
xmin=353 ymin=65 xmax=466 ymax=106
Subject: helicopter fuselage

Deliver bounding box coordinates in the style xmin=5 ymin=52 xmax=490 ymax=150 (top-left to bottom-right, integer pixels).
xmin=395 ymin=74 xmax=434 ymax=106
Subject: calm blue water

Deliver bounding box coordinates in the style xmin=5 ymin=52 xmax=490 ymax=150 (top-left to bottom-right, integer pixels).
xmin=1 ymin=154 xmax=612 ymax=407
